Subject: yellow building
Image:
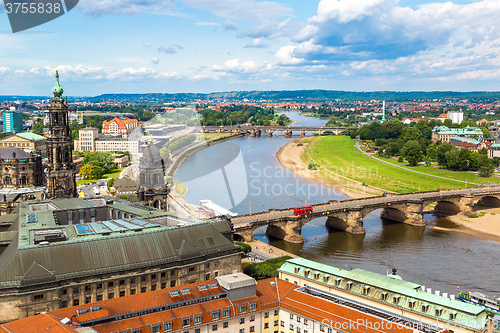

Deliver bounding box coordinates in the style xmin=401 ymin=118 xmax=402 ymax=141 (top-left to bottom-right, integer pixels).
xmin=0 ymin=132 xmax=47 ymax=156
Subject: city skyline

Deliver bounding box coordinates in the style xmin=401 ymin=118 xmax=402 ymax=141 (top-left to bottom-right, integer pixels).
xmin=1 ymin=0 xmax=499 ymax=95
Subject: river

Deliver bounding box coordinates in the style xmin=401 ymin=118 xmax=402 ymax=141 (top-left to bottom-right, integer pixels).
xmin=175 ymin=111 xmax=500 ymax=295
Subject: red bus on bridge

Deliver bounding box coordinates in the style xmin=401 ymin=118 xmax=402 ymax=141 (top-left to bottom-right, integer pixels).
xmin=293 ymin=205 xmax=313 ymax=216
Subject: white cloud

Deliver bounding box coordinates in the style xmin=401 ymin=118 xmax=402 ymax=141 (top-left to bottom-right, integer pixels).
xmin=223 ymin=20 xmax=238 ymax=31
xmin=158 ymin=45 xmax=176 ymax=54
xmin=77 ymin=0 xmax=175 ymax=16
xmin=212 ymin=59 xmax=272 ymax=74
xmin=151 ymin=57 xmax=159 ymax=64
xmin=244 ymin=38 xmax=269 ymax=49
xmin=179 ymin=0 xmax=292 ymax=22
xmin=275 ymin=45 xmax=305 ymax=65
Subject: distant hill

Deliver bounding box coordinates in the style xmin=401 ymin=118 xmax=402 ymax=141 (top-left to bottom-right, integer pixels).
xmin=3 ymin=90 xmax=500 ymax=103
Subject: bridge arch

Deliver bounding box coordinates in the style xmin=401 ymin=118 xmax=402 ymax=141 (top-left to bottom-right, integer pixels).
xmin=380 ymin=206 xmax=408 ymax=223
xmin=475 ymin=195 xmax=500 ymax=208
xmin=432 ymin=200 xmax=461 ymax=215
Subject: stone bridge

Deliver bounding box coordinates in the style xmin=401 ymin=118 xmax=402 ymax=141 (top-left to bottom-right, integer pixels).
xmin=202 ymin=125 xmax=346 ymax=137
xmin=228 ymin=187 xmax=500 ymax=243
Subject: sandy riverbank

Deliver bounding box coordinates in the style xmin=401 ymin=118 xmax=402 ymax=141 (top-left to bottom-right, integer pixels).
xmin=275 ymin=138 xmax=385 ymax=199
xmin=432 ymin=208 xmax=500 ymax=242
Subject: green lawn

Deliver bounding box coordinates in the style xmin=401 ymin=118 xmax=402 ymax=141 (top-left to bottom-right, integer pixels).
xmin=76 ymin=167 xmax=124 ymax=185
xmin=377 ymin=156 xmax=500 ymax=185
xmin=306 ymin=136 xmax=497 ymax=193
xmin=197 ymin=133 xmax=233 ymax=140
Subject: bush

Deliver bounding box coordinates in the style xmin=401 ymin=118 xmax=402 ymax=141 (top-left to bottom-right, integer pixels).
xmin=297 ymin=142 xmax=303 ymax=146
xmin=398 ymin=156 xmax=404 ymax=163
xmin=233 ymin=241 xmax=251 ymax=253
xmin=308 ymin=161 xmax=317 ymax=170
xmin=242 ymin=256 xmax=293 ymax=280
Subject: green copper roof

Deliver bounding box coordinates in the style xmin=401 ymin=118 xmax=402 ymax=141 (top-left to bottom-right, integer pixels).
xmin=52 ymin=70 xmax=64 ymax=97
xmin=16 ymin=132 xmax=46 ymax=141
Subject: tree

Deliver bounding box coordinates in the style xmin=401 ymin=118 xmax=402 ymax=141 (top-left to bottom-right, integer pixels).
xmin=492 ymin=157 xmax=500 ymax=168
xmin=445 ymin=148 xmax=460 ymax=170
xmin=477 ymin=155 xmax=495 ymax=177
xmin=426 ymin=144 xmax=437 ymax=161
xmin=83 ymin=152 xmax=116 ymax=178
xmin=400 ymin=140 xmax=423 ymax=166
xmin=436 ymin=142 xmax=454 ymax=166
xmin=80 ymin=164 xmax=94 ymax=179
xmin=481 ymin=127 xmax=490 ymax=138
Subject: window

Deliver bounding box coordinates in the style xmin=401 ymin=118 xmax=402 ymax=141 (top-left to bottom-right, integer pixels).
xmin=61 ymin=289 xmax=67 ymax=295
xmin=239 ymin=329 xmax=244 ymax=333
xmin=264 ymin=312 xmax=269 ymax=318
xmin=304 ymin=319 xmax=308 ymax=325
xmin=61 ymin=300 xmax=68 ymax=308
xmin=141 ymin=276 xmax=147 ymax=282
xmin=108 ymin=281 xmax=114 ymax=288
xmin=435 ymin=309 xmax=443 ymax=316
xmin=152 ymin=324 xmax=161 ymax=333
xmin=164 ymin=321 xmax=172 ymax=331
xmin=274 ymin=309 xmax=279 ymax=316
xmin=141 ymin=286 xmax=147 ymax=293
xmin=151 ymin=274 xmax=157 ymax=280
xmin=85 ymin=285 xmax=92 ymax=291
xmin=212 ymin=324 xmax=218 ymax=331
xmin=297 ymin=316 xmax=301 ymax=322
xmin=294 ymin=267 xmax=300 ymax=273
xmin=290 ymin=314 xmax=294 ymax=319
xmin=119 ymin=280 xmax=125 ymax=285
xmin=346 ymin=282 xmax=353 ymax=290
xmin=33 ymin=294 xmax=44 ymax=300
xmin=119 ymin=290 xmax=125 ymax=297
xmin=393 ymin=296 xmax=400 ymax=304
xmin=189 ymin=267 xmax=196 ymax=272
xmin=408 ymin=301 xmax=415 ymax=309
xmin=161 ymin=272 xmax=166 ymax=278
xmin=238 ymin=305 xmax=247 ymax=313
xmin=73 ymin=299 xmax=79 ymax=306
xmin=290 ymin=324 xmax=295 ymax=329
xmin=73 ymin=287 xmax=79 ymax=294
xmin=131 ymin=289 xmax=136 ymax=295
xmin=223 ymin=322 xmax=228 ymax=328
xmin=182 ymin=318 xmax=191 ymax=326
xmin=381 ymin=293 xmax=388 ymax=301
xmin=108 ymin=292 xmax=114 ymax=299
xmin=323 ymin=276 xmax=330 ymax=283
xmin=281 ymin=321 xmax=285 ymax=327
xmin=222 ymin=309 xmax=230 ymax=317
xmin=195 ymin=329 xmax=200 ymax=333
xmin=250 ymin=326 xmax=255 ymax=332
xmin=161 ymin=283 xmax=166 ymax=289
xmin=297 ymin=328 xmax=301 ymax=333
xmin=264 ymin=323 xmax=269 ymax=329
xmin=97 ymin=283 xmax=102 ymax=289
xmin=211 ymin=311 xmax=219 ymax=320
xmin=85 ymin=296 xmax=91 ymax=304
xmin=240 ymin=318 xmax=245 ymax=324
xmin=449 ymin=313 xmax=456 ymax=320
xmin=250 ymin=315 xmax=255 ymax=322
xmin=194 ymin=315 xmax=202 ymax=324
xmin=249 ymin=302 xmax=257 ymax=311
xmin=362 ymin=286 xmax=370 ymax=295
xmin=151 ymin=285 xmax=157 ymax=291
xmin=320 ymin=325 xmax=325 ymax=332
xmin=170 ymin=280 xmax=176 ymax=287
xmin=130 ymin=278 xmax=136 ymax=284
xmin=422 ymin=305 xmax=429 ymax=312
xmin=132 ymin=329 xmax=140 ymax=333
xmin=313 ymin=273 xmax=320 ymax=279
xmin=96 ymin=294 xmax=103 ymax=301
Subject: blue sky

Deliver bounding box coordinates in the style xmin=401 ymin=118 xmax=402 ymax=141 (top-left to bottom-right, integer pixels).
xmin=1 ymin=0 xmax=499 ymax=96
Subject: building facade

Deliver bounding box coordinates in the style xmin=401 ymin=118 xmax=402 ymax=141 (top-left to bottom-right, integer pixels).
xmin=431 ymin=126 xmax=484 ymax=143
xmin=0 ymin=148 xmax=43 ymax=188
xmin=74 ymin=127 xmax=140 ymax=154
xmin=2 ymin=111 xmax=23 ymax=132
xmin=0 ymin=197 xmax=240 ymax=323
xmin=45 ymin=71 xmax=78 ymax=198
xmin=0 ymin=132 xmax=47 ymax=157
xmin=137 ymin=143 xmax=170 ymax=210
xmin=447 ymin=111 xmax=464 ymax=124
xmin=102 ymin=116 xmax=138 ymax=138
xmin=0 ymin=274 xmax=457 ymax=333
xmin=278 ymin=258 xmax=488 ymax=333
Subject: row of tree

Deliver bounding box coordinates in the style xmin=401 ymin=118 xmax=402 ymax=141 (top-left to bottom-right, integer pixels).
xmin=159 ymin=134 xmax=197 ymax=160
xmin=199 ymin=106 xmax=290 ymax=126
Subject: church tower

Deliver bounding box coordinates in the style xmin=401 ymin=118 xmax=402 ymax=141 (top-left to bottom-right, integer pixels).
xmin=45 ymin=71 xmax=77 ymax=198
xmin=137 ymin=143 xmax=170 ymax=210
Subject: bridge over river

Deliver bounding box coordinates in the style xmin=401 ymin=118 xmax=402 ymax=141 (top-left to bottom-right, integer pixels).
xmin=202 ymin=125 xmax=347 ymax=137
xmin=226 ymin=187 xmax=500 ymax=243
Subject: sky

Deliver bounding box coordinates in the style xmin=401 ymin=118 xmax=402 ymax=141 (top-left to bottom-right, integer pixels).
xmin=1 ymin=0 xmax=500 ymax=96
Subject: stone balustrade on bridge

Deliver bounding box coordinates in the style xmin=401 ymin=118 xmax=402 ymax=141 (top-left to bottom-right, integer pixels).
xmin=202 ymin=125 xmax=347 ymax=137
xmin=227 ymin=187 xmax=500 ymax=244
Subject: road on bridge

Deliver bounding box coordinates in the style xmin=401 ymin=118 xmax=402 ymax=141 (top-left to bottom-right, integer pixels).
xmin=231 ymin=187 xmax=500 ymax=229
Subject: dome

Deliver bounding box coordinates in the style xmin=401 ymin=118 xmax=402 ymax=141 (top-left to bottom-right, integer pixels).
xmin=52 ymin=70 xmax=64 ymax=97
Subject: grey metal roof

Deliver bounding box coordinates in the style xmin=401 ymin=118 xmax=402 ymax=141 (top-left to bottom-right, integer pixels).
xmin=217 ymin=272 xmax=256 ymax=290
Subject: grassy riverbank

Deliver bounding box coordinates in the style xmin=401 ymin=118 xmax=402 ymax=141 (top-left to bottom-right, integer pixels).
xmin=304 ymin=136 xmax=495 ymax=193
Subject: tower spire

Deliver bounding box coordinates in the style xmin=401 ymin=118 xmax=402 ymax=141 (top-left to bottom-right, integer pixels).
xmin=52 ymin=70 xmax=64 ymax=98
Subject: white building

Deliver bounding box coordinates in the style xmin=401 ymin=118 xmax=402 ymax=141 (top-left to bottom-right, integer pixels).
xmin=74 ymin=127 xmax=139 ymax=154
xmin=447 ymin=111 xmax=464 ymax=124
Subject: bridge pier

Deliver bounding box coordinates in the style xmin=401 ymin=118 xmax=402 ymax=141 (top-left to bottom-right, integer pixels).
xmin=266 ymin=221 xmax=304 ymax=243
xmin=267 ymin=130 xmax=273 ymax=137
xmin=326 ymin=211 xmax=366 ymax=234
xmin=380 ymin=202 xmax=426 ymax=227
xmin=300 ymin=130 xmax=306 ymax=137
xmin=234 ymin=228 xmax=254 ymax=242
xmin=458 ymin=195 xmax=475 ymax=216
xmin=284 ymin=130 xmax=293 ymax=138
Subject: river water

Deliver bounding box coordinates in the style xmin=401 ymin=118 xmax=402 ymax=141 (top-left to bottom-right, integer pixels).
xmin=175 ymin=111 xmax=500 ymax=295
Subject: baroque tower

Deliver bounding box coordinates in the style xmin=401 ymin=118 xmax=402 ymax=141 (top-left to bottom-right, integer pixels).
xmin=45 ymin=71 xmax=77 ymax=198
